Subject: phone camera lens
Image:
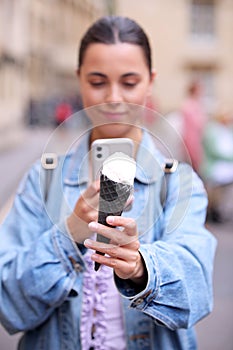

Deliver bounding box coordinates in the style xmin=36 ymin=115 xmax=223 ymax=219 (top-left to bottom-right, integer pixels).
xmin=97 ymin=146 xmax=102 ymax=151
xmin=97 ymin=153 xmax=102 ymax=158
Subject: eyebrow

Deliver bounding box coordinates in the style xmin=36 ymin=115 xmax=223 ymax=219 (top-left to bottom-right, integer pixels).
xmin=122 ymin=72 xmax=140 ymax=78
xmin=87 ymin=72 xmax=106 ymax=78
xmin=87 ymin=72 xmax=140 ymax=78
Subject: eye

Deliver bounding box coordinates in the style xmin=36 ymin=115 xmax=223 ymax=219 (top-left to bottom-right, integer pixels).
xmin=89 ymin=81 xmax=106 ymax=87
xmin=122 ymin=78 xmax=139 ymax=88
xmin=123 ymin=82 xmax=137 ymax=88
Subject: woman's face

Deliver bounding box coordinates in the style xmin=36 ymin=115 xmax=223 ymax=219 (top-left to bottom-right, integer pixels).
xmin=78 ymin=42 xmax=155 ymax=140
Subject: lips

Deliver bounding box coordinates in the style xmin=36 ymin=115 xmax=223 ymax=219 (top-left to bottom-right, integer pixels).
xmin=99 ymin=110 xmax=127 ymax=121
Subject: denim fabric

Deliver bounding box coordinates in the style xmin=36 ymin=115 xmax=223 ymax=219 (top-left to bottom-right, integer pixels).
xmin=0 ymin=131 xmax=217 ymax=350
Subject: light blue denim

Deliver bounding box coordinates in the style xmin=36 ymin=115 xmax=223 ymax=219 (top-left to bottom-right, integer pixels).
xmin=0 ymin=130 xmax=217 ymax=350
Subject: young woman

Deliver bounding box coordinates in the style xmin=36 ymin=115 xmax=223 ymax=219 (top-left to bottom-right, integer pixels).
xmin=0 ymin=16 xmax=216 ymax=350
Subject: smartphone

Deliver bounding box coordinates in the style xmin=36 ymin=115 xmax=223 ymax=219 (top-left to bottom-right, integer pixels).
xmin=91 ymin=138 xmax=134 ymax=181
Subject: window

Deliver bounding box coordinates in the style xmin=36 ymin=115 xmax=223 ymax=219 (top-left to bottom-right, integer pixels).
xmin=190 ymin=0 xmax=216 ymax=40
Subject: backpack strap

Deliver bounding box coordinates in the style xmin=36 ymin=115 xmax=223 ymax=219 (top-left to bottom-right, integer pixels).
xmin=41 ymin=153 xmax=65 ymax=224
xmin=160 ymin=158 xmax=179 ymax=207
xmin=163 ymin=158 xmax=179 ymax=174
xmin=41 ymin=153 xmax=58 ymax=202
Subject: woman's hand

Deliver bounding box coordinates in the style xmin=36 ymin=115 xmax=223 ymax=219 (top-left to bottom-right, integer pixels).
xmin=84 ymin=216 xmax=147 ymax=285
xmin=66 ymin=181 xmax=100 ymax=243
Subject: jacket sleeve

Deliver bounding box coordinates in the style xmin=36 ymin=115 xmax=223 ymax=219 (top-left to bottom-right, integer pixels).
xmin=116 ymin=163 xmax=217 ymax=330
xmin=0 ymin=162 xmax=85 ymax=334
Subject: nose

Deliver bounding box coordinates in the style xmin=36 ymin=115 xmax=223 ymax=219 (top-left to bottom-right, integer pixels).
xmin=105 ymin=84 xmax=123 ymax=104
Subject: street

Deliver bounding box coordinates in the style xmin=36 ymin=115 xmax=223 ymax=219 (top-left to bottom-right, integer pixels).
xmin=0 ymin=126 xmax=232 ymax=350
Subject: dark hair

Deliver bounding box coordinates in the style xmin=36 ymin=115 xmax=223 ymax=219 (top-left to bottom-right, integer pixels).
xmin=78 ymin=16 xmax=152 ymax=73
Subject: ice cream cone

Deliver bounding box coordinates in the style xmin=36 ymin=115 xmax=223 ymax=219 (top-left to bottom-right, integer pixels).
xmin=94 ymin=151 xmax=136 ymax=271
xmin=95 ymin=172 xmax=133 ymax=271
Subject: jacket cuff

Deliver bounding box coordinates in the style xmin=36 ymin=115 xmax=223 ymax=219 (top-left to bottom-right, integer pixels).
xmin=114 ymin=244 xmax=160 ymax=310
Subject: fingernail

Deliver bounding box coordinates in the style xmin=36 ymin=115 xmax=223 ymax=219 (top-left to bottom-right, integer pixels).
xmin=88 ymin=221 xmax=98 ymax=230
xmin=84 ymin=239 xmax=92 ymax=247
xmin=107 ymin=216 xmax=114 ymax=224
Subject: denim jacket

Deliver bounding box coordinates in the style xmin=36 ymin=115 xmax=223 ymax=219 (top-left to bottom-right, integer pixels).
xmin=0 ymin=131 xmax=217 ymax=350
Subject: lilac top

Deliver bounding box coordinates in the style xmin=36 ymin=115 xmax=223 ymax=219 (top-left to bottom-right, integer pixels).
xmin=80 ymin=248 xmax=127 ymax=350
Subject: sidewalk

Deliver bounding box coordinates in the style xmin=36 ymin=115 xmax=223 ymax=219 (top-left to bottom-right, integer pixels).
xmin=0 ymin=127 xmax=53 ymax=217
xmin=196 ymin=221 xmax=233 ymax=350
xmin=0 ymin=125 xmax=85 ymax=219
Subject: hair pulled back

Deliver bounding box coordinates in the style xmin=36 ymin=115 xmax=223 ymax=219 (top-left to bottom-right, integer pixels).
xmin=78 ymin=16 xmax=152 ymax=73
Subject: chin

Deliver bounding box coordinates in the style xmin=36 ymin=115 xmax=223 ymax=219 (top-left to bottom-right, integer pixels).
xmin=93 ymin=123 xmax=133 ymax=139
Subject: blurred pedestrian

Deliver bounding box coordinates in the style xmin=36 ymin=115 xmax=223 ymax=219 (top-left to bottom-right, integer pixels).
xmin=54 ymin=100 xmax=73 ymax=126
xmin=201 ymin=109 xmax=233 ymax=221
xmin=181 ymin=80 xmax=207 ymax=174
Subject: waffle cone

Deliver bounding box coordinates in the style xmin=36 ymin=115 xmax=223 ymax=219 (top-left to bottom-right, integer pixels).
xmin=96 ymin=172 xmax=133 ymax=245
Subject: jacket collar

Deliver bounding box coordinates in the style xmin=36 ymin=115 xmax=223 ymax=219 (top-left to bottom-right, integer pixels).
xmin=63 ymin=131 xmax=90 ymax=186
xmin=136 ymin=130 xmax=164 ymax=184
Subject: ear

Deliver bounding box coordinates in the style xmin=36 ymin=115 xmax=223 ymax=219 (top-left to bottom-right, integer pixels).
xmin=76 ymin=68 xmax=80 ymax=78
xmin=150 ymin=68 xmax=157 ymax=82
xmin=147 ymin=68 xmax=157 ymax=96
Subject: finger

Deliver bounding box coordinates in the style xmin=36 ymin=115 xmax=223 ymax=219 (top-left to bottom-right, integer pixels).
xmin=103 ymin=241 xmax=140 ymax=259
xmin=76 ymin=197 xmax=98 ymax=219
xmin=84 ymin=238 xmax=117 ymax=252
xmin=106 ymin=216 xmax=137 ymax=236
xmin=85 ymin=195 xmax=99 ymax=212
xmin=77 ymin=184 xmax=99 ymax=215
xmin=82 ymin=181 xmax=100 ymax=199
xmin=88 ymin=221 xmax=132 ymax=247
xmin=91 ymin=252 xmax=124 ymax=270
xmin=84 ymin=237 xmax=139 ymax=254
xmin=88 ymin=221 xmax=116 ymax=240
xmin=85 ymin=209 xmax=98 ymax=223
xmin=90 ymin=248 xmax=141 ymax=279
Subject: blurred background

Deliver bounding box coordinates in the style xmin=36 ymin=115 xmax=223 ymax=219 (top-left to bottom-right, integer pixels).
xmin=0 ymin=0 xmax=233 ymax=349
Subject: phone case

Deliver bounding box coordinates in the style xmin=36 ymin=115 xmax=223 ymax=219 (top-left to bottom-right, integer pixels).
xmin=91 ymin=138 xmax=134 ymax=180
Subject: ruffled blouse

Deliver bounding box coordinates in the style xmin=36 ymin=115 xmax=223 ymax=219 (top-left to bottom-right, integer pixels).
xmin=80 ymin=248 xmax=127 ymax=350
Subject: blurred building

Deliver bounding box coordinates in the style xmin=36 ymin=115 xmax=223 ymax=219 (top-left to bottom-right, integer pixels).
xmin=0 ymin=0 xmax=111 ymax=149
xmin=1 ymin=0 xmax=232 ymax=149
xmin=116 ymin=0 xmax=233 ymax=115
